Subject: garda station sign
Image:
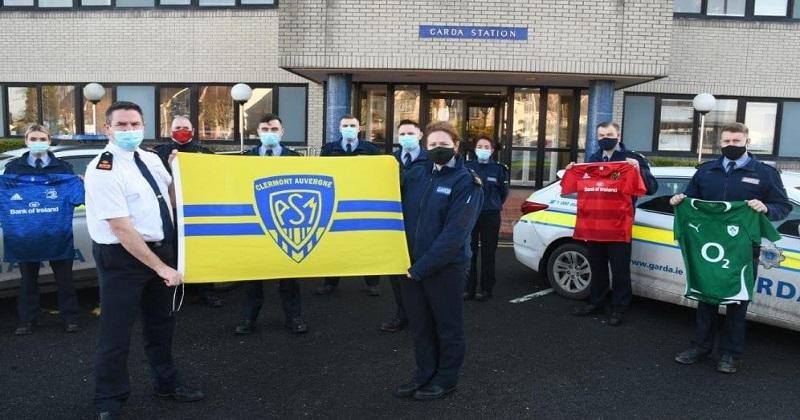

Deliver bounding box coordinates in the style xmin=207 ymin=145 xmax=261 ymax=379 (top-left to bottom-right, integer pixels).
xmin=419 ymin=25 xmax=528 ymax=41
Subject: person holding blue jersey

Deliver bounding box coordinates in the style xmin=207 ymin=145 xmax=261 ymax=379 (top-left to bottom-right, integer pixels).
xmin=465 ymin=135 xmax=508 ymax=301
xmin=5 ymin=124 xmax=83 ymax=336
xmin=395 ymin=122 xmax=483 ymax=400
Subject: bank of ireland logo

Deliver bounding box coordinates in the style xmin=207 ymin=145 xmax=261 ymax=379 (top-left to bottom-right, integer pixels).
xmin=253 ymin=175 xmax=335 ymax=263
xmin=727 ymin=225 xmax=739 ymax=237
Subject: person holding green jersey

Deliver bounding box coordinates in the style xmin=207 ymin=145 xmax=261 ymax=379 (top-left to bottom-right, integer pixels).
xmin=669 ymin=122 xmax=790 ymax=374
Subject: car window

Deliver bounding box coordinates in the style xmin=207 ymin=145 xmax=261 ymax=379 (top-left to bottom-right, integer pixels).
xmin=777 ymin=200 xmax=800 ymax=238
xmin=62 ymin=156 xmax=95 ymax=176
xmin=636 ymin=177 xmax=691 ymax=215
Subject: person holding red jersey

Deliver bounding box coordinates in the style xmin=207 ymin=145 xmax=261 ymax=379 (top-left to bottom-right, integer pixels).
xmin=563 ymin=122 xmax=658 ymax=326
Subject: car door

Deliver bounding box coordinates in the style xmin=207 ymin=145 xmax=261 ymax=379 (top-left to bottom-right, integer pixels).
xmin=629 ymin=176 xmax=693 ymax=306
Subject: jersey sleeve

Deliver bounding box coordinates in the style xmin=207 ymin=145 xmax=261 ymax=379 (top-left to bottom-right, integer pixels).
xmin=625 ymin=164 xmax=647 ymax=197
xmin=68 ymin=176 xmax=86 ymax=206
xmin=758 ymin=212 xmax=783 ymax=243
xmin=560 ymin=167 xmax=580 ymax=195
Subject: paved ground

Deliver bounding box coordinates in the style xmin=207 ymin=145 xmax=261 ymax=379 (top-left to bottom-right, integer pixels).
xmin=2 ymin=246 xmax=800 ymax=419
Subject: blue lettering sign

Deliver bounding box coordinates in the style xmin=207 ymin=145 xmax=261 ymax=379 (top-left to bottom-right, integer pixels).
xmin=419 ymin=25 xmax=528 ymax=41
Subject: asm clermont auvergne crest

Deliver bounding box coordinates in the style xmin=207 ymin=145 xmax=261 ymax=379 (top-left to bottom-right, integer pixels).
xmin=254 ymin=175 xmax=335 ymax=263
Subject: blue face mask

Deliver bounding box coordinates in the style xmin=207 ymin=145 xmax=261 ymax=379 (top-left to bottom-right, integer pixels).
xmin=259 ymin=132 xmax=281 ymax=148
xmin=475 ymin=149 xmax=492 ymax=161
xmin=114 ymin=130 xmax=144 ymax=151
xmin=340 ymin=126 xmax=359 ymax=141
xmin=398 ymin=135 xmax=419 ymax=151
xmin=27 ymin=141 xmax=50 ymax=154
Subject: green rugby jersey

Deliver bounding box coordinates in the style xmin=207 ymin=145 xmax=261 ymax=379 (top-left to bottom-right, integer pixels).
xmin=673 ymin=199 xmax=781 ymax=305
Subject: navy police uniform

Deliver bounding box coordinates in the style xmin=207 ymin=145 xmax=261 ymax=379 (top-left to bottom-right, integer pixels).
xmin=319 ymin=138 xmax=382 ymax=291
xmin=464 ymin=158 xmax=509 ymax=298
xmin=684 ymin=153 xmax=790 ymax=359
xmin=85 ymin=142 xmax=187 ymax=413
xmin=583 ymin=143 xmax=658 ymax=314
xmin=237 ymin=145 xmax=305 ymax=332
xmin=400 ymin=157 xmax=483 ymax=392
xmin=6 ymin=152 xmax=81 ymax=331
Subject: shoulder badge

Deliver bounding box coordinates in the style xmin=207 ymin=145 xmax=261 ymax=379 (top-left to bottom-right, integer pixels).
xmin=96 ymin=152 xmax=113 ymax=171
xmin=468 ymin=169 xmax=482 ymax=186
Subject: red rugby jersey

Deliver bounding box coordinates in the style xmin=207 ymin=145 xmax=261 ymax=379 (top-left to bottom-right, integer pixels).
xmin=560 ymin=162 xmax=647 ymax=242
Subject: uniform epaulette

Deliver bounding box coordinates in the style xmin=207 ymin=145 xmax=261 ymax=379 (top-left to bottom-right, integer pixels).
xmin=467 ymin=168 xmax=482 ymax=186
xmin=96 ymin=151 xmax=113 ymax=170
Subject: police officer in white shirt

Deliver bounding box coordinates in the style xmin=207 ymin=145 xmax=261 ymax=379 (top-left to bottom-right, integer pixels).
xmin=85 ymin=101 xmax=204 ymax=420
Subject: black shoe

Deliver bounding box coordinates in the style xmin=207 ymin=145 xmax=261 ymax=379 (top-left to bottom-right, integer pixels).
xmin=156 ymin=384 xmax=206 ymax=402
xmin=607 ymin=312 xmax=624 ymax=326
xmin=202 ymin=294 xmax=224 ymax=308
xmin=413 ymin=384 xmax=456 ymax=400
xmin=65 ymin=323 xmax=81 ymax=333
xmin=315 ymin=285 xmax=336 ymax=296
xmin=393 ymin=382 xmax=423 ymax=398
xmin=474 ymin=291 xmax=492 ymax=302
xmin=14 ymin=322 xmax=33 ymax=336
xmin=380 ymin=318 xmax=407 ymax=333
xmin=286 ymin=317 xmax=309 ymax=334
xmin=572 ymin=304 xmax=603 ymax=317
xmin=717 ymin=354 xmax=738 ymax=374
xmin=96 ymin=411 xmax=118 ymax=420
xmin=366 ymin=285 xmax=381 ymax=297
xmin=462 ymin=292 xmax=475 ymax=301
xmin=674 ymin=347 xmax=710 ymax=365
xmin=234 ymin=319 xmax=256 ymax=335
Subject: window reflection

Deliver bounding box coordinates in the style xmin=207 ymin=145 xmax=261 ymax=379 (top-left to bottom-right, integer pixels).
xmin=159 ymin=87 xmax=191 ymax=138
xmin=198 ymin=86 xmax=234 ymax=141
xmin=83 ymin=91 xmax=112 ymax=135
xmin=429 ymin=98 xmax=465 ymax=140
xmin=745 ymin=102 xmax=777 ymax=153
xmin=393 ymin=85 xmax=420 ymax=142
xmin=242 ymin=88 xmax=273 ymax=139
xmin=42 ymin=85 xmax=76 ymax=137
xmin=359 ymin=85 xmax=387 ymax=144
xmin=513 ymin=88 xmax=539 ymax=148
xmin=659 ymin=99 xmax=694 ymax=151
xmin=8 ymin=87 xmax=38 ymax=136
xmin=700 ymin=99 xmax=738 ymax=155
xmin=754 ymin=0 xmax=788 ymax=16
xmin=707 ymin=0 xmax=746 ymax=16
xmin=510 ymin=149 xmax=537 ymax=186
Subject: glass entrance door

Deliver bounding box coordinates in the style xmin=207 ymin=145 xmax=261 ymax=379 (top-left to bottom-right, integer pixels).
xmin=428 ymin=96 xmax=504 ymax=157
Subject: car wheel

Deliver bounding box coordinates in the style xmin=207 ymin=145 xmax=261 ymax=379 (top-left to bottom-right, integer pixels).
xmin=546 ymin=242 xmax=591 ymax=299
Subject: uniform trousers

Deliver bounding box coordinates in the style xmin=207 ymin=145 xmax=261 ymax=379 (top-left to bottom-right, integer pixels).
xmin=400 ymin=263 xmax=467 ymax=388
xmin=92 ymin=242 xmax=179 ymax=412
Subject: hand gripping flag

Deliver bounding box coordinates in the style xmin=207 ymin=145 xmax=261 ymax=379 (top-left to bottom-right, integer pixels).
xmin=173 ymin=153 xmax=410 ymax=283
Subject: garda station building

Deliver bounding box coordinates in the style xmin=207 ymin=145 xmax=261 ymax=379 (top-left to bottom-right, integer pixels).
xmin=1 ymin=0 xmax=799 ymax=189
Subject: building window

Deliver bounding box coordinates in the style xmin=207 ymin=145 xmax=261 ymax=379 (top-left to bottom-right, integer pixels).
xmin=116 ymin=85 xmax=157 ymax=140
xmin=393 ymin=85 xmax=421 ymax=142
xmin=278 ymin=86 xmax=307 ymax=143
xmin=160 ymin=0 xmax=190 ymax=4
xmin=754 ymin=0 xmax=788 ymax=15
xmin=199 ymin=0 xmax=235 ymax=5
xmin=700 ymin=99 xmax=739 ymax=155
xmin=2 ymin=0 xmax=34 ymax=5
xmin=41 ymin=85 xmax=76 ymax=138
xmin=242 ymin=88 xmax=274 ymax=140
xmin=744 ymin=102 xmax=778 ymax=153
xmin=658 ymin=99 xmax=694 ymax=152
xmin=83 ymin=89 xmax=112 ymax=135
xmin=7 ymin=87 xmax=39 ymax=137
xmin=82 ymin=0 xmax=111 ymax=5
xmin=159 ymin=87 xmax=191 ymax=138
xmin=39 ymin=0 xmax=73 ymax=6
xmin=198 ymin=86 xmax=234 ymax=141
xmin=512 ymin=88 xmax=540 ymax=148
xmin=707 ymin=0 xmax=747 ymax=16
xmin=674 ymin=0 xmax=702 ymax=12
xmin=359 ymin=85 xmax=388 ymax=145
xmin=116 ymin=0 xmax=155 ymax=6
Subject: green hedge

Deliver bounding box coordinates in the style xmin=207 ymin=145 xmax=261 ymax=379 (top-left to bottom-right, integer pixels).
xmin=647 ymin=156 xmax=699 ymax=167
xmin=0 ymin=138 xmax=27 ymax=153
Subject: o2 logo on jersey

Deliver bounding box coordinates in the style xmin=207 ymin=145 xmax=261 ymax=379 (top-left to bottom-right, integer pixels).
xmin=254 ymin=175 xmax=335 ymax=263
xmin=701 ymin=242 xmax=730 ymax=269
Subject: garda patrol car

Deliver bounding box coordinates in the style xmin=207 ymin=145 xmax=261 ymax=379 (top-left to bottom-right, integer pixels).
xmin=513 ymin=166 xmax=800 ymax=332
xmin=0 ymin=145 xmax=102 ymax=296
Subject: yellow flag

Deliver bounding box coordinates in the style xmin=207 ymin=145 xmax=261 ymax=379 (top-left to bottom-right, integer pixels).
xmin=174 ymin=153 xmax=410 ymax=283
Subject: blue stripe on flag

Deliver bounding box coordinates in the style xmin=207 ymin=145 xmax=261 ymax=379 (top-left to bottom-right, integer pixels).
xmin=330 ymin=219 xmax=405 ymax=232
xmin=183 ymin=204 xmax=255 ymax=217
xmin=184 ymin=223 xmax=264 ymax=236
xmin=336 ymin=200 xmax=402 ymax=213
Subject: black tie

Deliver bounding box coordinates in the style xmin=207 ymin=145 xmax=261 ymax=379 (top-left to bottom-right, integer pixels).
xmin=346 ymin=143 xmax=353 ymax=154
xmin=727 ymin=161 xmax=736 ymax=174
xmin=35 ymin=158 xmax=43 ymax=168
xmin=266 ymin=149 xmax=273 ymax=157
xmin=602 ymin=156 xmax=609 ymax=163
xmin=134 ymin=152 xmax=175 ymax=243
xmin=403 ymin=152 xmax=411 ymax=167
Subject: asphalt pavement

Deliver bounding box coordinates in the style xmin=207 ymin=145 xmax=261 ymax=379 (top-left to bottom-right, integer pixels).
xmin=1 ymin=246 xmax=799 ymax=419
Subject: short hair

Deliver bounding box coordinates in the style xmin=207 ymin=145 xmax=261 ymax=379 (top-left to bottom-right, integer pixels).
xmin=340 ymin=114 xmax=359 ymax=122
xmin=474 ymin=134 xmax=496 ymax=149
xmin=596 ymin=121 xmax=620 ymax=133
xmin=24 ymin=124 xmax=50 ymax=141
xmin=720 ymin=122 xmax=749 ymax=136
xmin=397 ymin=119 xmax=419 ymax=129
xmin=171 ymin=115 xmax=192 ymax=127
xmin=422 ymin=122 xmax=460 ymax=145
xmin=105 ymin=101 xmax=144 ymax=124
xmin=259 ymin=113 xmax=283 ymax=125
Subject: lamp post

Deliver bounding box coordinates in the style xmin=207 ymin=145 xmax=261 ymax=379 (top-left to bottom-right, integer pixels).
xmin=82 ymin=83 xmax=106 ymax=135
xmin=693 ymin=92 xmax=716 ymax=163
xmin=230 ymin=83 xmax=253 ymax=153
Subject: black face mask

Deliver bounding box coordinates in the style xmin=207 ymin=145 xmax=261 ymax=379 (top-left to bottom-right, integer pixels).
xmin=428 ymin=146 xmax=456 ymax=165
xmin=721 ymin=145 xmax=746 ymax=161
xmin=598 ymin=137 xmax=618 ymax=151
